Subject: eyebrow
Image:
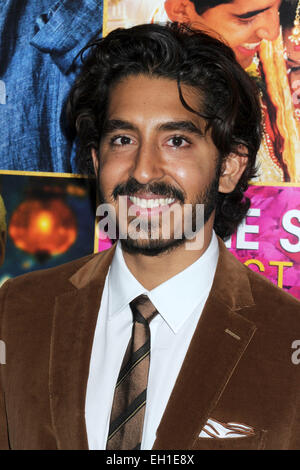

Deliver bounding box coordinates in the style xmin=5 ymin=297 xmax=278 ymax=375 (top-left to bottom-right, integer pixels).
xmin=233 ymin=7 xmax=270 ymax=19
xmin=158 ymin=121 xmax=204 ymax=136
xmin=102 ymin=119 xmax=135 ymax=134
xmin=102 ymin=119 xmax=204 ymax=136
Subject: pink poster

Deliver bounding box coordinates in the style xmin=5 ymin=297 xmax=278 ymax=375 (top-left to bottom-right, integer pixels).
xmin=228 ymin=184 xmax=300 ymax=300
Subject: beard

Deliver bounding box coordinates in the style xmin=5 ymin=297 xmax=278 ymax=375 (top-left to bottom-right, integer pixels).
xmin=98 ymin=170 xmax=220 ymax=257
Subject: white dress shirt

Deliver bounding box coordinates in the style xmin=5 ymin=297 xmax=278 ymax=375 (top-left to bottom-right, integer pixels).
xmin=85 ymin=232 xmax=219 ymax=450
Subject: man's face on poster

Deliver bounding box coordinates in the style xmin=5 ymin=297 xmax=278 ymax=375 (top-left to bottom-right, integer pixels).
xmin=165 ymin=0 xmax=282 ymax=69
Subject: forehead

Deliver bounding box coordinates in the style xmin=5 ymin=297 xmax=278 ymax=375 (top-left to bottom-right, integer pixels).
xmin=106 ymin=74 xmax=202 ymax=123
xmin=212 ymin=0 xmax=279 ymax=12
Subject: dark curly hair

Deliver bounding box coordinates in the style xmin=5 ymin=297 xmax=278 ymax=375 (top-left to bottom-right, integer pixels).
xmin=67 ymin=22 xmax=262 ymax=240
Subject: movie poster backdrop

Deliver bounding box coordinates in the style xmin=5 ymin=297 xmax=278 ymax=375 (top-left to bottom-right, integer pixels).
xmin=0 ymin=171 xmax=97 ymax=285
xmin=0 ymin=0 xmax=103 ymax=173
xmin=0 ymin=1 xmax=102 ymax=280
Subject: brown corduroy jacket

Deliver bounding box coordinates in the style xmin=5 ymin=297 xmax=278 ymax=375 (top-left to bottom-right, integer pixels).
xmin=0 ymin=238 xmax=300 ymax=450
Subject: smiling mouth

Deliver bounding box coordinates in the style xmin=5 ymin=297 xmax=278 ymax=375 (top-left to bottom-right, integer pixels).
xmin=241 ymin=42 xmax=261 ymax=50
xmin=238 ymin=42 xmax=261 ymax=55
xmin=128 ymin=196 xmax=176 ymax=209
xmin=125 ymin=195 xmax=178 ymax=217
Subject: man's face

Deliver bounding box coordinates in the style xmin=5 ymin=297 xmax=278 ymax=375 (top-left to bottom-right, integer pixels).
xmin=183 ymin=0 xmax=282 ymax=69
xmin=95 ymin=75 xmax=222 ymax=256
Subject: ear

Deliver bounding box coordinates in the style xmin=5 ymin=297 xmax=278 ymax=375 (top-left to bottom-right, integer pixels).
xmin=91 ymin=148 xmax=99 ymax=176
xmin=218 ymin=152 xmax=248 ymax=194
xmin=165 ymin=1 xmax=188 ymax=22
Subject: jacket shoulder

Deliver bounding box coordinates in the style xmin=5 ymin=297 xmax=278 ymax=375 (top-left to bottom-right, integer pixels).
xmin=0 ymin=248 xmax=113 ymax=298
xmin=217 ymin=240 xmax=300 ymax=330
xmin=242 ymin=260 xmax=300 ymax=330
xmin=246 ymin=262 xmax=300 ymax=308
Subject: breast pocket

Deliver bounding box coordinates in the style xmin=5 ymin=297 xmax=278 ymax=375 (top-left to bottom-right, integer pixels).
xmin=193 ymin=430 xmax=268 ymax=450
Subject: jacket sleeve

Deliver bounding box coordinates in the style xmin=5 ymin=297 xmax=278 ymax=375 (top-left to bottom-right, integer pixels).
xmin=0 ymin=378 xmax=9 ymax=449
xmin=288 ymin=378 xmax=300 ymax=450
xmin=0 ymin=280 xmax=11 ymax=450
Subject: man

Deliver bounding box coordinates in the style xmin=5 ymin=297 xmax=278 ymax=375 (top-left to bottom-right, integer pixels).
xmin=0 ymin=23 xmax=300 ymax=450
xmin=162 ymin=0 xmax=281 ymax=68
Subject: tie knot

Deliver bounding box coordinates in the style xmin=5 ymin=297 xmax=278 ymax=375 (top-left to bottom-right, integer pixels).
xmin=130 ymin=294 xmax=158 ymax=324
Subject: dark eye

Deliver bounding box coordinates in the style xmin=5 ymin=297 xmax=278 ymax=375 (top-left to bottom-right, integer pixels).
xmin=173 ymin=137 xmax=184 ymax=147
xmin=167 ymin=136 xmax=190 ymax=148
xmin=111 ymin=135 xmax=132 ymax=146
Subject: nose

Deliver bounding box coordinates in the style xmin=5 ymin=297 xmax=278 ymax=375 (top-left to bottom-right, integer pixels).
xmin=129 ymin=142 xmax=164 ymax=185
xmin=256 ymin=9 xmax=280 ymax=42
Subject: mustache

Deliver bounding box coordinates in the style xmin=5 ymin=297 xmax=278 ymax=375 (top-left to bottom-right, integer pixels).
xmin=112 ymin=178 xmax=185 ymax=203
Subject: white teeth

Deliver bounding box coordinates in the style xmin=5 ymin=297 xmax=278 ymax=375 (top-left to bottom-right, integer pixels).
xmin=241 ymin=42 xmax=261 ymax=50
xmin=129 ymin=196 xmax=175 ymax=208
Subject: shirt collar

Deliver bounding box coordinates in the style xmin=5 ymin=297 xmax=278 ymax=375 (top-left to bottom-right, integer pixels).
xmin=108 ymin=243 xmax=147 ymax=319
xmin=108 ymin=233 xmax=219 ymax=333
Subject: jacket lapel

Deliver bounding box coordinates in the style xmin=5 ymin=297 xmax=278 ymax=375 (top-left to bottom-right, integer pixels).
xmin=153 ymin=240 xmax=257 ymax=450
xmin=49 ymin=246 xmax=116 ymax=450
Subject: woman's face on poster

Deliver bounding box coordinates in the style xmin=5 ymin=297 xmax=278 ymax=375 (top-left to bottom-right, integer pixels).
xmin=283 ymin=27 xmax=300 ymax=90
xmin=165 ymin=0 xmax=282 ymax=69
xmin=283 ymin=27 xmax=300 ymax=66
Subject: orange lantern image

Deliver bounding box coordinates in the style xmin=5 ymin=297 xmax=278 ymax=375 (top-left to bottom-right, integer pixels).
xmin=9 ymin=198 xmax=77 ymax=261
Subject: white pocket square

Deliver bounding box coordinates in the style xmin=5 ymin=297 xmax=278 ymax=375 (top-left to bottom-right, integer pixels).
xmin=199 ymin=418 xmax=255 ymax=439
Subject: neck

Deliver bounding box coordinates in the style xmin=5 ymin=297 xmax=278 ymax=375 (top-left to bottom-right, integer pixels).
xmin=122 ymin=221 xmax=214 ymax=291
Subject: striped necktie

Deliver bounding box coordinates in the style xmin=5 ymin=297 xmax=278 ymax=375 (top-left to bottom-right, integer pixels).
xmin=106 ymin=294 xmax=158 ymax=450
